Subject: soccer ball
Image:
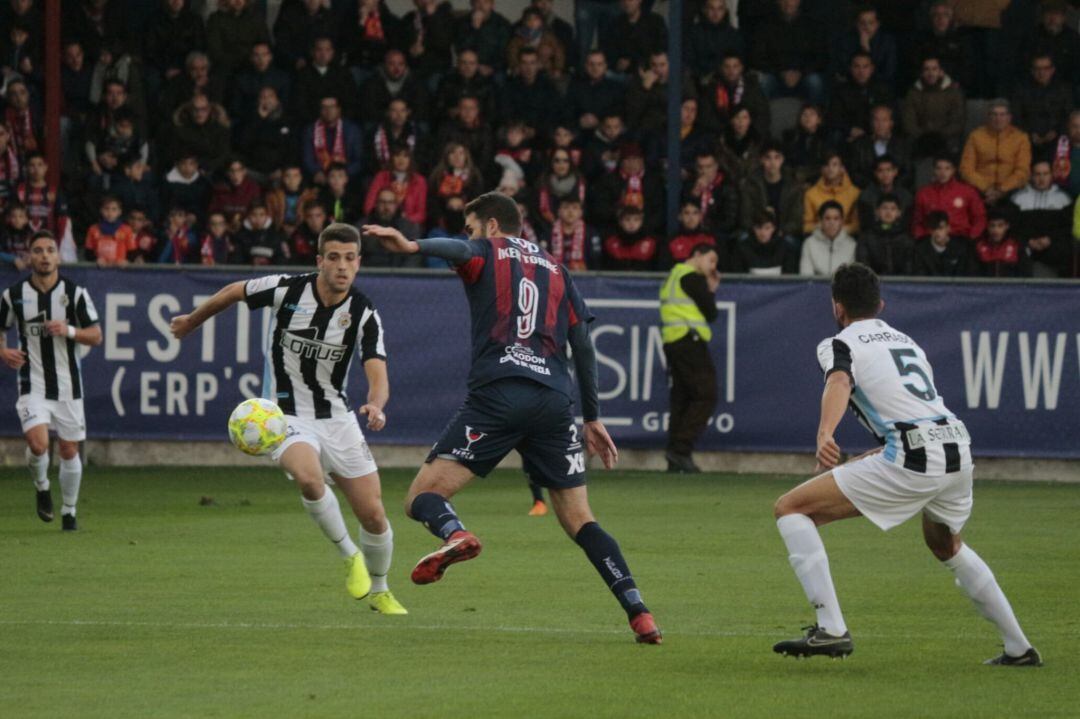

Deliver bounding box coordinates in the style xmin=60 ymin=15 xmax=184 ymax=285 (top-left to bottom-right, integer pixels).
xmin=227 ymin=398 xmax=287 ymax=456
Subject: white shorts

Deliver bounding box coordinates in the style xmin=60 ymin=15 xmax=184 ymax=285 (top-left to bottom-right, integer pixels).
xmin=271 ymin=412 xmax=378 ymax=480
xmin=15 ymin=395 xmax=86 ymax=441
xmin=833 ymin=453 xmax=973 ymax=534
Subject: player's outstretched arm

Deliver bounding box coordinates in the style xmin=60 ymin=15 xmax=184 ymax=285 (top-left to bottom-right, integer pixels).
xmin=360 ymin=225 xmax=420 ymax=254
xmin=815 ymin=371 xmax=853 ymax=471
xmin=170 ymin=281 xmax=245 ymax=340
xmin=358 ymin=358 xmax=389 ymax=431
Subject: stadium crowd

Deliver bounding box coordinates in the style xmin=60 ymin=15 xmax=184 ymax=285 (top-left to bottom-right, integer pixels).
xmin=1 ymin=0 xmax=1079 ymax=278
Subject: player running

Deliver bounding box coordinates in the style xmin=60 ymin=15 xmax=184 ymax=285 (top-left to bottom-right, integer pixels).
xmin=772 ymin=263 xmax=1040 ymax=666
xmin=0 ymin=230 xmax=101 ymax=531
xmin=170 ymin=223 xmax=406 ymax=615
xmin=362 ymin=192 xmax=662 ymax=644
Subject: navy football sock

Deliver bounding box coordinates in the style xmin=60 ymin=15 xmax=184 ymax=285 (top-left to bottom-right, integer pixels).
xmin=528 ymin=480 xmax=544 ymax=503
xmin=409 ymin=492 xmax=466 ymax=541
xmin=574 ymin=521 xmax=647 ymax=618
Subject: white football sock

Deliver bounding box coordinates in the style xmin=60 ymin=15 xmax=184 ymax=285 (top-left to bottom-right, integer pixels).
xmin=59 ymin=454 xmax=82 ymax=516
xmin=360 ymin=525 xmax=394 ymax=593
xmin=944 ymin=544 xmax=1031 ymax=656
xmin=301 ymin=487 xmax=359 ymax=559
xmin=27 ymin=448 xmax=49 ymax=491
xmin=777 ymin=514 xmax=848 ymax=636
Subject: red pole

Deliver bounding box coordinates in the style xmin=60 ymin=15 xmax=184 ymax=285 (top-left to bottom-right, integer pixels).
xmin=43 ymin=0 xmax=62 ymax=188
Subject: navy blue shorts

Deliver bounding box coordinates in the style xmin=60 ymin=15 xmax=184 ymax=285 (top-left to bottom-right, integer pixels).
xmin=426 ymin=378 xmax=587 ymax=490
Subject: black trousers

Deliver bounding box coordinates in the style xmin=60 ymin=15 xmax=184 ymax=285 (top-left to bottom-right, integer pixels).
xmin=663 ymin=334 xmax=718 ymax=455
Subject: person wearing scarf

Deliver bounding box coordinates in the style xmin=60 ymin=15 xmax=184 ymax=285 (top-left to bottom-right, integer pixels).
xmin=158 ymin=208 xmax=198 ymax=264
xmin=0 ymin=124 xmax=21 ymax=211
xmin=302 ymin=96 xmax=362 ymax=183
xmin=1052 ymin=111 xmax=1080 ymax=196
xmin=547 ymin=196 xmax=599 ymax=270
xmin=3 ymin=79 xmax=40 ymax=159
xmin=536 ymin=150 xmax=585 ymax=225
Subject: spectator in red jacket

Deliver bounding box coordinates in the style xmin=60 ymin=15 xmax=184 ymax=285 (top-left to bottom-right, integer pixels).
xmin=912 ymin=155 xmax=986 ymax=240
xmin=209 ymin=157 xmax=263 ymax=232
xmin=975 ymin=208 xmax=1030 ymax=278
xmin=364 ymin=144 xmax=428 ymax=228
xmin=604 ymin=205 xmax=658 ymax=270
xmin=666 ymin=200 xmax=718 ymax=267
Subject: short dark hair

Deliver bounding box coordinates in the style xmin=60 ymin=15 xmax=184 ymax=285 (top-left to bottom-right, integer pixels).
xmin=760 ymin=140 xmax=785 ymax=157
xmin=617 ymin=205 xmax=644 ymax=220
xmin=818 ymin=200 xmax=844 ymax=219
xmin=831 ymin=263 xmax=880 ymax=319
xmin=327 ymin=162 xmax=348 ymax=175
xmin=873 ymin=154 xmax=898 ymax=169
xmin=100 ymin=194 xmax=121 ymax=209
xmin=463 ymin=191 xmax=523 ymax=235
xmin=690 ymin=242 xmax=718 ymax=258
xmin=318 ymin=222 xmax=361 ymax=254
xmin=752 ymin=210 xmax=776 ymax=228
xmin=987 ymin=207 xmax=1011 ymax=224
xmin=29 ymin=230 xmax=57 ymax=248
xmin=933 ymin=154 xmax=957 ymax=168
xmin=926 ymin=210 xmax=950 ymax=229
xmin=876 ymin=193 xmax=900 ymax=208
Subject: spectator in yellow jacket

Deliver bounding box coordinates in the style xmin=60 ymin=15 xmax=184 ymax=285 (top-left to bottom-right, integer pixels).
xmin=960 ymin=100 xmax=1032 ymax=204
xmin=802 ymin=151 xmax=860 ymax=235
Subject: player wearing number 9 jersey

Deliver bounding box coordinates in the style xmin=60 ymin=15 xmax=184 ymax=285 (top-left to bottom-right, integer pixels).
xmin=362 ymin=192 xmax=662 ymax=644
xmin=770 ymin=263 xmax=1040 ymax=666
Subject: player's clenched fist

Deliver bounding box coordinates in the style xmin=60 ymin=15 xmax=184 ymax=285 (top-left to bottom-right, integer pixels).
xmin=170 ymin=314 xmax=195 ymax=340
xmin=815 ymin=433 xmax=841 ymax=470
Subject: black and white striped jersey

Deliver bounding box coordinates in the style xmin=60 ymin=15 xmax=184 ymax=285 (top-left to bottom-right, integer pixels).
xmin=244 ymin=273 xmax=386 ymax=420
xmin=0 ymin=275 xmax=99 ymax=400
xmin=817 ymin=318 xmax=972 ymax=475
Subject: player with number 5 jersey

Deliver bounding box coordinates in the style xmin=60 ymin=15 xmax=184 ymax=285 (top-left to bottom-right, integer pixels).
xmin=362 ymin=192 xmax=662 ymax=644
xmin=770 ymin=263 xmax=1040 ymax=666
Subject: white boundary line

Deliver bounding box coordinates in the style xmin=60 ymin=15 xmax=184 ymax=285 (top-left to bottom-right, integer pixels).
xmin=0 ymin=618 xmax=1045 ymax=642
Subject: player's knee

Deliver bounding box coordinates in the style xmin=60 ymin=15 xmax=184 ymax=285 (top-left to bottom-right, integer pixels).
xmin=926 ymin=534 xmax=962 ymax=562
xmin=26 ymin=438 xmax=48 ymax=456
xmin=773 ymin=494 xmax=797 ymax=519
xmin=58 ymin=443 xmax=79 ymax=461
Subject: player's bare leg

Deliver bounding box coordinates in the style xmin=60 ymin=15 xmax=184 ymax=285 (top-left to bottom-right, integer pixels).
xmin=548 ymin=485 xmax=662 ymax=644
xmin=921 ymin=514 xmax=1041 ymax=666
xmin=280 ymin=443 xmax=370 ymax=599
xmin=772 ymin=471 xmax=860 ymax=658
xmin=336 ymin=472 xmax=406 ymax=614
xmin=24 ymin=424 xmax=52 ymax=522
xmin=404 ymin=458 xmax=482 ymax=584
xmin=56 ymin=439 xmax=82 ymax=531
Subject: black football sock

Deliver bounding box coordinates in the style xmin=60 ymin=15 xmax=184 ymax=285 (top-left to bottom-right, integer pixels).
xmin=528 ymin=480 xmax=544 ymax=503
xmin=409 ymin=492 xmax=466 ymax=541
xmin=574 ymin=521 xmax=648 ymax=618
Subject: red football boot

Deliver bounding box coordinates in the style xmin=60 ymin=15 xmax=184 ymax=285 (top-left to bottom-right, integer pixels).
xmin=410 ymin=530 xmax=483 ymax=584
xmin=630 ymin=612 xmax=663 ymax=644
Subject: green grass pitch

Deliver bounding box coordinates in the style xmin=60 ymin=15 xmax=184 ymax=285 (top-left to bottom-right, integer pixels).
xmin=1 ymin=467 xmax=1077 ymax=718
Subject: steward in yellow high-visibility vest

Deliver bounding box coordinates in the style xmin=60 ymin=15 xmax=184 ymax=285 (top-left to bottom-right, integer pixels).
xmin=659 ymin=244 xmax=720 ymax=473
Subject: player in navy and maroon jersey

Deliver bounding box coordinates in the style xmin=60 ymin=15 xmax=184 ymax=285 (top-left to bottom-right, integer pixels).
xmin=362 ymin=192 xmax=661 ymax=643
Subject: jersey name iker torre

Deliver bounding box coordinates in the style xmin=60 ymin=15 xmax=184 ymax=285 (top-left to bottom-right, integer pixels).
xmin=245 ymin=273 xmax=385 ymax=419
xmin=454 ymin=236 xmax=593 ymax=399
xmin=0 ymin=276 xmax=99 ymax=400
xmin=818 ymin=318 xmax=972 ymax=475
